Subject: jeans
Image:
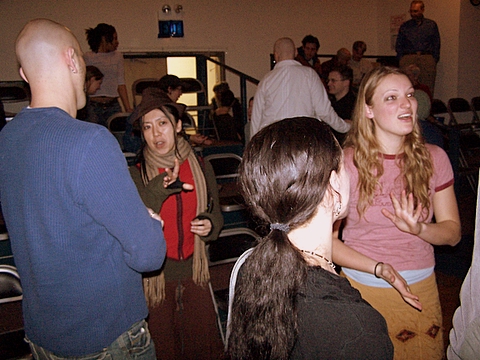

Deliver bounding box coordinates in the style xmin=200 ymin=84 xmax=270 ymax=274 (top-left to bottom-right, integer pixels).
xmin=88 ymin=99 xmax=122 ymax=128
xmin=26 ymin=319 xmax=156 ymax=360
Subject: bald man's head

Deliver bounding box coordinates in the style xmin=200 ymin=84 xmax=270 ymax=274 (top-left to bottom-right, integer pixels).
xmin=15 ymin=19 xmax=86 ymax=114
xmin=336 ymin=48 xmax=351 ymax=65
xmin=274 ymin=37 xmax=296 ymax=62
xmin=16 ymin=19 xmax=82 ymax=78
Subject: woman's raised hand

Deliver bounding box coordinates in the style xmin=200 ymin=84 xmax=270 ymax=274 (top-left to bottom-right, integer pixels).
xmin=381 ymin=190 xmax=423 ymax=236
xmin=163 ymin=158 xmax=194 ymax=190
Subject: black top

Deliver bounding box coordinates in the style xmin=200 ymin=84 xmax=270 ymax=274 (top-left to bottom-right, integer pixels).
xmin=213 ymin=112 xmax=244 ymax=143
xmin=290 ymin=267 xmax=393 ymax=359
xmin=330 ymin=90 xmax=356 ymax=120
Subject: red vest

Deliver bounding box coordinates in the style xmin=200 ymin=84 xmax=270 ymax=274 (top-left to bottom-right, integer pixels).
xmin=160 ymin=159 xmax=197 ymax=260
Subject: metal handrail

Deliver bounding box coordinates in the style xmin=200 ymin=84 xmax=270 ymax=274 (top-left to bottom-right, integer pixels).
xmin=199 ymin=55 xmax=259 ymax=126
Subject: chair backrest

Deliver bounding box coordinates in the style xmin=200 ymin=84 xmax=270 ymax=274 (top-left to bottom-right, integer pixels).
xmin=204 ymin=153 xmax=242 ymax=182
xmin=448 ymin=97 xmax=477 ymax=125
xmin=0 ymin=265 xmax=22 ymax=304
xmin=107 ymin=112 xmax=131 ymax=150
xmin=206 ymin=227 xmax=259 ymax=266
xmin=431 ymin=98 xmax=448 ymax=115
xmin=132 ymin=78 xmax=159 ymax=107
xmin=225 ymin=247 xmax=254 ymax=349
xmin=431 ymin=98 xmax=448 ymax=124
xmin=205 ymin=153 xmax=246 ymax=214
xmin=471 ymin=97 xmax=480 ymax=122
xmin=0 ymin=81 xmax=30 ymax=103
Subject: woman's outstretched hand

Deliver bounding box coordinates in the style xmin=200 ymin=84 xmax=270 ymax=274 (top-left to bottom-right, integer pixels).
xmin=377 ymin=262 xmax=423 ymax=311
xmin=382 ymin=191 xmax=423 ymax=236
xmin=163 ymin=158 xmax=194 ymax=190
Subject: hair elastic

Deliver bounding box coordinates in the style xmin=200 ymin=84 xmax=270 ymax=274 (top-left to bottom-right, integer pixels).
xmin=270 ymin=223 xmax=290 ymax=232
xmin=374 ymin=262 xmax=384 ymax=278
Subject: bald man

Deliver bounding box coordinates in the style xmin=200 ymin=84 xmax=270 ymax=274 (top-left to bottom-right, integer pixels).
xmin=320 ymin=47 xmax=352 ymax=85
xmin=0 ymin=19 xmax=165 ymax=358
xmin=251 ymin=37 xmax=350 ymax=136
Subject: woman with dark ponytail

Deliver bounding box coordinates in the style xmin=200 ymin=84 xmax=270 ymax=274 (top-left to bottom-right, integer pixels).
xmin=227 ymin=117 xmax=419 ymax=359
xmin=84 ymin=23 xmax=133 ymax=126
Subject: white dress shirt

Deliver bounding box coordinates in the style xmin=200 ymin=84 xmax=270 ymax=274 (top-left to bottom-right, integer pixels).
xmin=251 ymin=60 xmax=350 ymax=136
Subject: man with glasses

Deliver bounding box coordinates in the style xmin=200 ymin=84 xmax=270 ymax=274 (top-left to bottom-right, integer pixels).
xmin=327 ymin=65 xmax=356 ymax=142
xmin=327 ymin=65 xmax=356 ymax=120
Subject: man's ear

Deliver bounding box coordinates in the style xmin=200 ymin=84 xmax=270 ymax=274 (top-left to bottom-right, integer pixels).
xmin=19 ymin=67 xmax=28 ymax=83
xmin=365 ymin=104 xmax=374 ymax=119
xmin=66 ymin=47 xmax=78 ymax=74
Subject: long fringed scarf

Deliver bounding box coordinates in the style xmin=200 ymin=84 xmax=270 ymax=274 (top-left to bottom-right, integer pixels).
xmin=142 ymin=136 xmax=210 ymax=307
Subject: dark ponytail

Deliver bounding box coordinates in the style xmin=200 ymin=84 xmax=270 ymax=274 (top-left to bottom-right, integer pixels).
xmin=227 ymin=118 xmax=342 ymax=359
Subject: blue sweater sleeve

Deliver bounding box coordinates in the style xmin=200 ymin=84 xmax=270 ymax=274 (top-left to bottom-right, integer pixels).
xmin=77 ymin=128 xmax=166 ymax=272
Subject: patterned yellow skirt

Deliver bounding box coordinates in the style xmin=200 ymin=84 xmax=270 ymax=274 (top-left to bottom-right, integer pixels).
xmin=345 ymin=273 xmax=444 ymax=360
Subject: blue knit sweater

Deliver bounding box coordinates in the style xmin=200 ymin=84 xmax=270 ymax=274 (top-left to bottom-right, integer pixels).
xmin=0 ymin=107 xmax=166 ymax=356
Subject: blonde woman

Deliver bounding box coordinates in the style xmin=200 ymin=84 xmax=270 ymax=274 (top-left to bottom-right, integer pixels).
xmin=337 ymin=66 xmax=461 ymax=359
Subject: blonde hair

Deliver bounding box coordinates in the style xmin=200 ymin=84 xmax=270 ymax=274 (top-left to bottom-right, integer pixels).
xmin=344 ymin=66 xmax=433 ymax=217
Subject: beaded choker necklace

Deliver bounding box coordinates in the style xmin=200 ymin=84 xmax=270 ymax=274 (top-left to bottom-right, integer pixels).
xmin=300 ymin=250 xmax=336 ymax=269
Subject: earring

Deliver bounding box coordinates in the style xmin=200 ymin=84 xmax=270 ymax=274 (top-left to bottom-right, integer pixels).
xmin=334 ymin=201 xmax=342 ymax=217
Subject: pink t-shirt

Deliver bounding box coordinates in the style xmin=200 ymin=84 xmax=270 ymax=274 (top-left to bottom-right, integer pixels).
xmin=342 ymin=144 xmax=454 ymax=271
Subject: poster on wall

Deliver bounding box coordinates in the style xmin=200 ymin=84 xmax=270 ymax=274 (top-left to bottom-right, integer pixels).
xmin=390 ymin=14 xmax=406 ymax=50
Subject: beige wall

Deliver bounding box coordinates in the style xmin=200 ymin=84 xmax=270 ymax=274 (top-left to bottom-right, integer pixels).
xmin=1 ymin=0 xmax=479 ymax=103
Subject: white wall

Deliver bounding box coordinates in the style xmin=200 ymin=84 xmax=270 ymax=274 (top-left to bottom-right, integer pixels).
xmin=1 ymin=0 xmax=479 ymax=102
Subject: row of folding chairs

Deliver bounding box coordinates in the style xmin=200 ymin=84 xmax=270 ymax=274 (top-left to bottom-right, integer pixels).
xmin=431 ymin=97 xmax=480 ymax=193
xmin=431 ymin=96 xmax=480 ymax=127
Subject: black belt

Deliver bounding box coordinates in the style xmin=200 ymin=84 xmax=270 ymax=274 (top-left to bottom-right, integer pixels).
xmin=90 ymin=97 xmax=118 ymax=105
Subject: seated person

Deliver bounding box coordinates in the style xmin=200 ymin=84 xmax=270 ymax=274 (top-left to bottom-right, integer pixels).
xmin=327 ymin=65 xmax=356 ymax=144
xmin=211 ymin=82 xmax=229 ymax=110
xmin=416 ymin=89 xmax=444 ymax=148
xmin=404 ymin=64 xmax=432 ymax=101
xmin=213 ymin=89 xmax=244 ymax=143
xmin=295 ymin=34 xmax=322 ymax=78
xmin=349 ymin=41 xmax=374 ymax=91
xmin=211 ymin=82 xmax=243 ymax=126
xmin=77 ymin=66 xmax=104 ymax=122
xmin=327 ymin=65 xmax=356 ymax=120
xmin=320 ymin=48 xmax=351 ymax=86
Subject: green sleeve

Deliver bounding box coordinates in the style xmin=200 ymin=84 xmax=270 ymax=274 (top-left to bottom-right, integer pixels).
xmin=197 ymin=158 xmax=224 ymax=242
xmin=128 ymin=166 xmax=181 ymax=213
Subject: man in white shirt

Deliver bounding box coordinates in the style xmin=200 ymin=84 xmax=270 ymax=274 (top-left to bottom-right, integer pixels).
xmin=251 ymin=37 xmax=351 ymax=136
